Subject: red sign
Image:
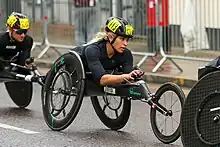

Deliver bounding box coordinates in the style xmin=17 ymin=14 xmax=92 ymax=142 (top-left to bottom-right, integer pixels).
xmin=146 ymin=0 xmax=169 ymax=27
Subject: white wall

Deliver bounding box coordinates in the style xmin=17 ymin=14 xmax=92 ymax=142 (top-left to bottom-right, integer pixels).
xmin=169 ymin=0 xmax=220 ymax=28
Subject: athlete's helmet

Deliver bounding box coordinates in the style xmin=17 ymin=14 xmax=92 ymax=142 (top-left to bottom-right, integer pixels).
xmin=105 ymin=16 xmax=134 ymax=38
xmin=6 ymin=12 xmax=30 ymax=30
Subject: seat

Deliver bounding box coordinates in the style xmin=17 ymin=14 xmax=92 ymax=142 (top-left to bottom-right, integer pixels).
xmin=68 ymin=49 xmax=105 ymax=97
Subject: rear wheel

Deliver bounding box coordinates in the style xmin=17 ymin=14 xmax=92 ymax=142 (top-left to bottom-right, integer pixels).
xmin=42 ymin=52 xmax=85 ymax=131
xmin=5 ymin=81 xmax=33 ymax=108
xmin=91 ymin=95 xmax=131 ymax=130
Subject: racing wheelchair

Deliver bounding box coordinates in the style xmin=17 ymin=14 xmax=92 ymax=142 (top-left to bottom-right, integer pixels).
xmin=0 ymin=56 xmax=44 ymax=108
xmin=41 ymin=48 xmax=185 ymax=144
xmin=180 ymin=56 xmax=220 ymax=147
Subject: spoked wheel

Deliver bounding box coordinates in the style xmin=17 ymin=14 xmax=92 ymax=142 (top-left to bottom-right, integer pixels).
xmin=42 ymin=52 xmax=85 ymax=131
xmin=195 ymin=92 xmax=220 ymax=146
xmin=91 ymin=95 xmax=131 ymax=130
xmin=150 ymin=82 xmax=185 ymax=144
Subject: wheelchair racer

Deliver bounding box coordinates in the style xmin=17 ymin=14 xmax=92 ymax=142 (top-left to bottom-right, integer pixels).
xmin=0 ymin=12 xmax=33 ymax=70
xmin=81 ymin=16 xmax=144 ymax=86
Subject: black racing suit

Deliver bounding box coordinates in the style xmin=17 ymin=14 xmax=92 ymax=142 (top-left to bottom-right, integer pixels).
xmin=0 ymin=32 xmax=33 ymax=70
xmin=80 ymin=39 xmax=133 ymax=85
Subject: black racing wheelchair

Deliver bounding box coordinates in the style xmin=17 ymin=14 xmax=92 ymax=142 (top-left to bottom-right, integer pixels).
xmin=0 ymin=56 xmax=44 ymax=108
xmin=180 ymin=56 xmax=220 ymax=147
xmin=41 ymin=48 xmax=185 ymax=144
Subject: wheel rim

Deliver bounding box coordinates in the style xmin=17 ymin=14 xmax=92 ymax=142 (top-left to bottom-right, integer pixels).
xmin=48 ymin=66 xmax=79 ymax=120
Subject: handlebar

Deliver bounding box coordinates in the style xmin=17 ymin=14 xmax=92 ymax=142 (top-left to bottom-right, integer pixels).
xmin=131 ymin=65 xmax=145 ymax=81
xmin=131 ymin=71 xmax=145 ymax=81
xmin=122 ymin=66 xmax=145 ymax=84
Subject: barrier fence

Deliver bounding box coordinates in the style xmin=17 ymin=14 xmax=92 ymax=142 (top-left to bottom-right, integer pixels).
xmin=0 ymin=0 xmax=219 ymax=73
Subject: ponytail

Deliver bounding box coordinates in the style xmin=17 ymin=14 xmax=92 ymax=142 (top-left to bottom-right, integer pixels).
xmin=83 ymin=31 xmax=108 ymax=46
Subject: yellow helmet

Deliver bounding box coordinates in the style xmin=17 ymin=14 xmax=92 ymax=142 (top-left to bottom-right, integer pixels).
xmin=105 ymin=16 xmax=134 ymax=38
xmin=6 ymin=12 xmax=30 ymax=30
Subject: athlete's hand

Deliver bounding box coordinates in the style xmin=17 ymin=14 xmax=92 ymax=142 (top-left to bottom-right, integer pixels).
xmin=25 ymin=62 xmax=34 ymax=69
xmin=25 ymin=57 xmax=35 ymax=69
xmin=130 ymin=70 xmax=144 ymax=79
xmin=123 ymin=70 xmax=144 ymax=81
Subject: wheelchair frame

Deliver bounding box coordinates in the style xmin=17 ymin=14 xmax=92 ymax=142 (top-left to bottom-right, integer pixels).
xmin=42 ymin=49 xmax=185 ymax=144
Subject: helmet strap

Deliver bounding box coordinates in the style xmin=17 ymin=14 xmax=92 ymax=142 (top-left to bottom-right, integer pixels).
xmin=107 ymin=35 xmax=118 ymax=53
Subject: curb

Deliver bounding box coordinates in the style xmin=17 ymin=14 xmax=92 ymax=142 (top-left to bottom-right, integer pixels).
xmin=35 ymin=60 xmax=197 ymax=88
xmin=142 ymin=73 xmax=197 ymax=88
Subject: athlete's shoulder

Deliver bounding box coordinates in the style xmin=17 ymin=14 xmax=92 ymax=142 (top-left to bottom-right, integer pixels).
xmin=123 ymin=48 xmax=132 ymax=56
xmin=24 ymin=35 xmax=33 ymax=42
xmin=85 ymin=40 xmax=106 ymax=52
xmin=0 ymin=32 xmax=10 ymax=41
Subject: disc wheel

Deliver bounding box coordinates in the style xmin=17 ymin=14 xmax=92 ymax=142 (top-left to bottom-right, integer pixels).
xmin=195 ymin=92 xmax=220 ymax=145
xmin=180 ymin=70 xmax=220 ymax=147
xmin=5 ymin=81 xmax=33 ymax=108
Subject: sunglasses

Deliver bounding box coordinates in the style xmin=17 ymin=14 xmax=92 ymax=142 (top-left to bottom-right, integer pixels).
xmin=14 ymin=29 xmax=28 ymax=35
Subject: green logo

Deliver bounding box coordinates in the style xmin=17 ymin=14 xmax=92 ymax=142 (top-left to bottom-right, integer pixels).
xmin=129 ymin=88 xmax=141 ymax=96
xmin=54 ymin=56 xmax=65 ymax=72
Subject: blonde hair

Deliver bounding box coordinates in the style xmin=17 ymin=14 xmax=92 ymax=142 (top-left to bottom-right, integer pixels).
xmin=83 ymin=31 xmax=108 ymax=46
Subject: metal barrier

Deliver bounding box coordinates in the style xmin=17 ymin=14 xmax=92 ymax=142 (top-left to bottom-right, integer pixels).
xmin=21 ymin=0 xmax=44 ymax=52
xmin=2 ymin=0 xmax=219 ymax=73
xmin=150 ymin=0 xmax=214 ymax=72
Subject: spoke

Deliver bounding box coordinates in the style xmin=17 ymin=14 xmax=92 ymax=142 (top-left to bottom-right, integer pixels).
xmin=62 ymin=109 xmax=66 ymax=117
xmin=113 ymin=96 xmax=120 ymax=103
xmin=168 ymin=99 xmax=179 ymax=110
xmin=164 ymin=92 xmax=166 ymax=108
xmin=157 ymin=115 xmax=169 ymax=128
xmin=165 ymin=115 xmax=167 ymax=134
xmin=170 ymin=116 xmax=179 ymax=124
xmin=172 ymin=113 xmax=174 ymax=132
xmin=115 ymin=109 xmax=119 ymax=118
xmin=172 ymin=110 xmax=181 ymax=113
xmin=103 ymin=96 xmax=108 ymax=104
xmin=103 ymin=103 xmax=109 ymax=113
xmin=171 ymin=92 xmax=173 ymax=108
xmin=70 ymin=68 xmax=76 ymax=75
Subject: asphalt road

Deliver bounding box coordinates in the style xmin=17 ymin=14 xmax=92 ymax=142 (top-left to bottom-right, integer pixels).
xmin=0 ymin=83 xmax=189 ymax=147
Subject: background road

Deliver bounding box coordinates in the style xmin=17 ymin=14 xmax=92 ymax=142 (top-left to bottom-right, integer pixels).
xmin=0 ymin=82 xmax=189 ymax=147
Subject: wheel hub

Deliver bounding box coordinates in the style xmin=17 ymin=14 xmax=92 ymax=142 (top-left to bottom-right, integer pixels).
xmin=213 ymin=114 xmax=220 ymax=123
xmin=167 ymin=110 xmax=173 ymax=116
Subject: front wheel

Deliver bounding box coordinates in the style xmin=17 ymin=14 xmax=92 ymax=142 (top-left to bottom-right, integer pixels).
xmin=150 ymin=82 xmax=185 ymax=144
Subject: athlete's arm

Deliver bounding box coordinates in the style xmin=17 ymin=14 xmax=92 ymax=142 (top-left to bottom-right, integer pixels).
xmin=121 ymin=49 xmax=133 ymax=74
xmin=85 ymin=45 xmax=131 ymax=86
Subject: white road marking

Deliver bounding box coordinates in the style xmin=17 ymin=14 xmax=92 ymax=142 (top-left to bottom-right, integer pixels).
xmin=0 ymin=123 xmax=40 ymax=134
